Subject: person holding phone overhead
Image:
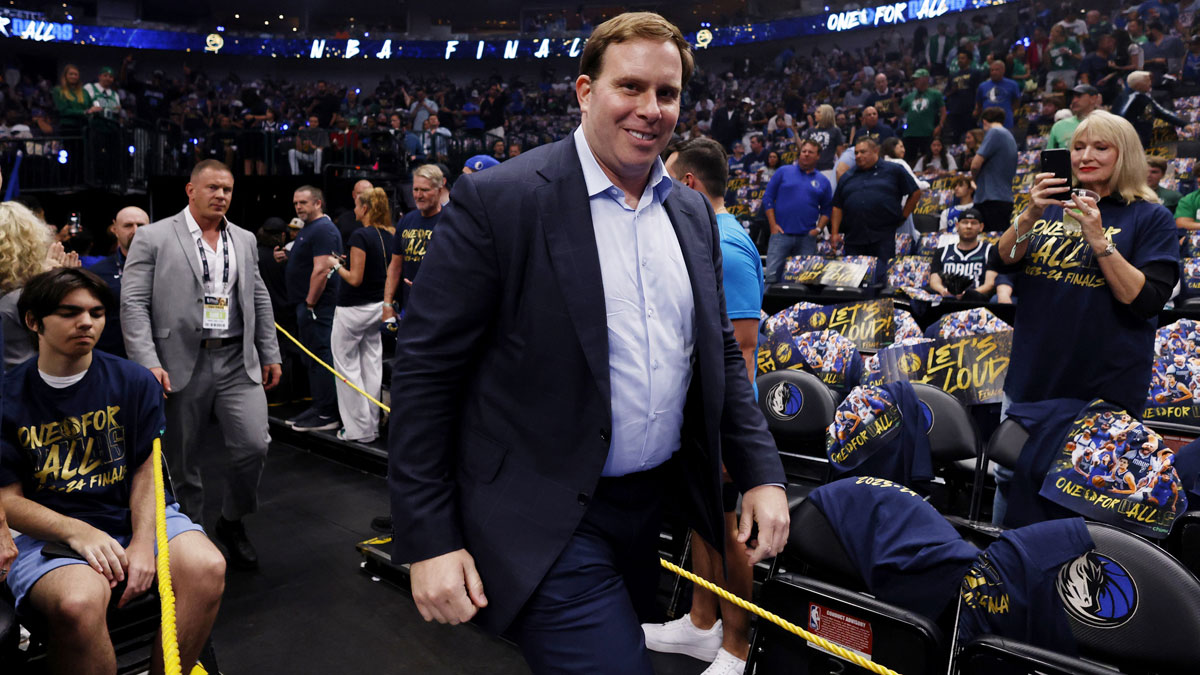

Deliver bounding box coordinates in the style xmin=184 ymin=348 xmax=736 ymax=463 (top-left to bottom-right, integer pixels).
xmin=993 ymin=111 xmax=1178 ymax=525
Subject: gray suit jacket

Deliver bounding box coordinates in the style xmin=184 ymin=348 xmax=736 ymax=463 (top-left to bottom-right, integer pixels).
xmin=121 ymin=208 xmax=281 ymax=392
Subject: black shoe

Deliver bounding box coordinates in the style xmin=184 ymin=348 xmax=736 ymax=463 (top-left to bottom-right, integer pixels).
xmin=215 ymin=517 xmax=259 ymax=570
xmin=370 ymin=515 xmax=393 ymax=533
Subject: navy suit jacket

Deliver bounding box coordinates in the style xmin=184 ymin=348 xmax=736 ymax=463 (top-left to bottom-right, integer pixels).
xmin=388 ymin=135 xmax=785 ymax=634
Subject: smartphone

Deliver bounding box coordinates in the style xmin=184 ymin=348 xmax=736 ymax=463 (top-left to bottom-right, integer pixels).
xmin=41 ymin=541 xmax=85 ymax=561
xmin=1040 ymin=148 xmax=1072 ymax=184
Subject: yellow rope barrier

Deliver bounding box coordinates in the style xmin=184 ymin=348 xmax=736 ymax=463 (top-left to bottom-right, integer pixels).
xmin=278 ymin=323 xmax=903 ymax=675
xmin=152 ymin=437 xmax=183 ymax=675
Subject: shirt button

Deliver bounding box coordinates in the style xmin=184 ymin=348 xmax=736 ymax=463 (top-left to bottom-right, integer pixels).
xmin=599 ymin=428 xmax=610 ymax=443
xmin=650 ymin=413 xmax=658 ymax=421
xmin=641 ymin=258 xmax=648 ymax=267
xmin=647 ymin=308 xmax=655 ymax=317
xmin=578 ymin=492 xmax=590 ymax=507
xmin=652 ymin=360 xmax=660 ymax=370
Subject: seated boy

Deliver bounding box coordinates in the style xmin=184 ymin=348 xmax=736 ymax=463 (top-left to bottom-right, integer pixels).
xmin=0 ymin=267 xmax=225 ymax=674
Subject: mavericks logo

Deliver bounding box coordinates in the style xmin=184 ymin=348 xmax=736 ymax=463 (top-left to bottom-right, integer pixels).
xmin=1056 ymin=552 xmax=1138 ymax=628
xmin=767 ymin=382 xmax=804 ymax=421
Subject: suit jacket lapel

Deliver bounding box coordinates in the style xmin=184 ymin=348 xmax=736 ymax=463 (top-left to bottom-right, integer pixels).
xmin=536 ymin=140 xmax=611 ymax=407
xmin=171 ymin=211 xmax=204 ymax=284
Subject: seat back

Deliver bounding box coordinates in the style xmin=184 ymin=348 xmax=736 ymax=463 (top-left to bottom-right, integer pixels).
xmin=784 ymin=498 xmax=862 ymax=588
xmin=1057 ymin=522 xmax=1200 ymax=672
xmin=957 ymin=634 xmax=1124 ymax=675
xmin=911 ymin=383 xmax=978 ymax=464
xmin=913 ymin=213 xmax=941 ymax=233
xmin=759 ymin=369 xmax=838 ymax=484
xmin=1166 ymin=510 xmax=1200 ymax=578
xmin=748 ymin=573 xmax=945 ymax=675
xmin=986 ymin=417 xmax=1028 ymax=471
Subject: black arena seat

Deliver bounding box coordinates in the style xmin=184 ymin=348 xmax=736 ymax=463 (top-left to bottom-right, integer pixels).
xmin=757 ymin=368 xmax=838 ymax=484
xmin=984 ymin=417 xmax=1028 ymax=471
xmin=913 ymin=213 xmax=941 ymax=233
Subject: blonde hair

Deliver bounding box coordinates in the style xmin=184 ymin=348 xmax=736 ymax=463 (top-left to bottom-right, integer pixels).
xmin=357 ymin=187 xmax=394 ymax=233
xmin=1127 ymin=70 xmax=1151 ymax=89
xmin=412 ymin=163 xmax=446 ymax=189
xmin=815 ymin=104 xmax=836 ymax=129
xmin=57 ymin=64 xmax=85 ymax=103
xmin=0 ymin=202 xmax=52 ymax=293
xmin=1070 ymin=110 xmax=1158 ymax=204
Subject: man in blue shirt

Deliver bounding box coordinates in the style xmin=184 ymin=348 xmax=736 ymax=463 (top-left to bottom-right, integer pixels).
xmin=830 ymin=138 xmax=922 ymax=283
xmin=974 ymin=60 xmax=1022 ymax=130
xmin=285 ymin=185 xmax=343 ymax=432
xmin=971 ymin=108 xmax=1018 ymax=232
xmin=761 ymin=139 xmax=832 ymax=283
xmin=650 ymin=136 xmax=766 ymax=673
xmin=88 ymin=206 xmax=149 ymax=359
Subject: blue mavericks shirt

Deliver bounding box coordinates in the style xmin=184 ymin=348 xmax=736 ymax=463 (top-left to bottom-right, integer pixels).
xmin=957 ymin=518 xmax=1093 ymax=654
xmin=286 ymin=215 xmax=343 ymax=306
xmin=1005 ymin=198 xmax=1179 ymax=409
xmin=0 ymin=352 xmax=168 ymax=537
xmin=761 ymin=165 xmax=832 ymax=235
xmin=975 ymin=77 xmax=1022 ymax=129
xmin=809 ymin=477 xmax=979 ymax=619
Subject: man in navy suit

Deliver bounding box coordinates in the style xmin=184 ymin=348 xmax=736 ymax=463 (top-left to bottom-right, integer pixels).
xmin=388 ymin=13 xmax=789 ymax=673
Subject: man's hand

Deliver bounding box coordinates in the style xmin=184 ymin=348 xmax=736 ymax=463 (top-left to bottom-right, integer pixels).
xmin=0 ymin=524 xmax=16 ymax=581
xmin=410 ymin=548 xmax=488 ymax=625
xmin=382 ymin=304 xmax=397 ymax=322
xmin=262 ymin=363 xmax=282 ymax=390
xmin=830 ymin=232 xmax=843 ymax=248
xmin=808 ymin=228 xmax=822 ymax=238
xmin=149 ymin=367 xmax=172 ymax=396
xmin=117 ymin=538 xmax=155 ymax=608
xmin=737 ymin=485 xmax=790 ymax=566
xmin=769 ymin=223 xmax=784 ymax=235
xmin=66 ymin=524 xmax=128 ymax=588
xmin=273 ymin=246 xmax=288 ymax=263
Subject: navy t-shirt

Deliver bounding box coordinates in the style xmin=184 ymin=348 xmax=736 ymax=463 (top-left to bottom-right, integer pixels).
xmin=957 ymin=518 xmax=1093 ymax=653
xmin=832 ymin=161 xmax=920 ymax=244
xmin=1005 ymin=198 xmax=1179 ymax=409
xmin=339 ymin=226 xmax=395 ymax=307
xmin=285 ymin=215 xmax=343 ymax=306
xmin=391 ymin=210 xmax=442 ymax=306
xmin=809 ymin=477 xmax=980 ymax=619
xmin=0 ymin=352 xmax=167 ymax=537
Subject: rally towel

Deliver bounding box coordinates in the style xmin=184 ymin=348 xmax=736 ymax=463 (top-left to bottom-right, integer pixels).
xmin=826 ymin=381 xmax=934 ymax=488
xmin=809 ymin=477 xmax=980 ymax=619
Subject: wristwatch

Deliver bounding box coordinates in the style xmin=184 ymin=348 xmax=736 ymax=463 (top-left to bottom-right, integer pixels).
xmin=1096 ymin=242 xmax=1117 ymax=258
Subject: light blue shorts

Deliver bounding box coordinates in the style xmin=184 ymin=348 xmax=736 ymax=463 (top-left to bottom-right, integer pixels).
xmin=5 ymin=502 xmax=203 ymax=615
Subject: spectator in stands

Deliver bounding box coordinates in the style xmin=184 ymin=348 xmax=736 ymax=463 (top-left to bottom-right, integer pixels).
xmin=1117 ymin=71 xmax=1189 ymax=149
xmin=1174 ymin=180 xmax=1200 ymax=232
xmin=1146 ymin=156 xmax=1182 ymax=212
xmin=1044 ymin=24 xmax=1083 ymax=91
xmin=928 ymin=208 xmax=1000 ymax=299
xmin=866 ymin=73 xmax=898 ymax=127
xmin=928 ymin=23 xmax=954 ymax=76
xmin=727 ymin=141 xmax=746 ymax=172
xmin=996 ymin=111 xmax=1178 ymax=523
xmin=84 ymin=66 xmax=121 ymax=121
xmin=121 ymin=160 xmax=281 ymax=570
xmin=762 ymin=139 xmax=832 ymax=282
xmin=975 ymin=60 xmax=1022 ymax=130
xmin=766 ymin=103 xmax=794 ymax=136
xmin=901 ymin=69 xmax=946 ymax=163
xmin=842 ymin=78 xmax=871 ymax=110
xmin=851 ymin=106 xmax=896 ymax=145
xmin=834 ymin=144 xmax=857 ymax=181
xmin=1143 ymin=21 xmax=1185 ymax=81
xmin=0 ymin=267 xmax=226 ymax=675
xmin=289 ymin=115 xmax=328 ymax=175
xmin=326 ymin=187 xmax=394 ymax=444
xmin=1078 ymin=34 xmax=1125 ymax=104
xmin=408 ymin=87 xmax=439 ymax=131
xmin=1007 ymin=43 xmax=1032 ymax=86
xmin=938 ymin=176 xmax=977 ymax=244
xmin=759 ymin=150 xmax=781 ymax=183
xmin=971 ymin=108 xmax=1018 ymax=232
xmin=1048 ymin=84 xmax=1102 ymax=149
xmin=805 ymin=104 xmax=845 ymax=184
xmin=383 ymin=164 xmax=444 ymax=322
xmin=421 ymin=114 xmax=452 ymax=163
xmin=52 ymin=64 xmax=90 ymax=135
xmin=0 ymin=202 xmax=78 ymax=370
xmin=1140 ymin=0 xmax=1181 ymax=26
xmin=1183 ymin=35 xmax=1200 ymax=87
xmin=1084 ymin=10 xmax=1112 ymax=49
xmin=650 ymin=137 xmax=764 ymax=674
xmin=479 ymin=84 xmax=509 ymax=141
xmin=830 ymin=138 xmax=922 ymax=282
xmin=741 ymin=134 xmax=769 ymax=174
xmin=461 ymin=154 xmax=500 ymax=174
xmin=946 ymin=51 xmax=984 ymax=142
xmin=255 ymin=217 xmax=290 ymax=325
xmin=489 ymin=138 xmax=507 ymax=162
xmin=508 ymin=142 xmax=522 ymax=158
xmin=308 ymin=80 xmax=340 ymax=128
xmin=336 ymin=180 xmax=374 ymax=248
xmin=711 ymin=95 xmax=747 ymax=150
xmin=914 ymin=137 xmax=958 ymax=177
xmin=285 ymin=185 xmax=342 ymax=433
xmin=88 ymin=206 xmax=148 ymax=359
xmin=1027 ymin=96 xmax=1062 ymax=143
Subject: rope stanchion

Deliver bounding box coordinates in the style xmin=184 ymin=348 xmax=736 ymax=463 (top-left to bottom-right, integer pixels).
xmin=659 ymin=559 xmax=901 ymax=675
xmin=152 ymin=437 xmax=183 ymax=675
xmin=279 ymin=324 xmax=903 ymax=675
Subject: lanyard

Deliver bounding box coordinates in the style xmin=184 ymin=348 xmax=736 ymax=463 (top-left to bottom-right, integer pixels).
xmin=197 ymin=228 xmax=230 ymax=291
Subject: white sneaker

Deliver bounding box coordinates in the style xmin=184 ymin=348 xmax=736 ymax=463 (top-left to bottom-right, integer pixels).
xmin=700 ymin=648 xmax=747 ymax=675
xmin=641 ymin=615 xmax=723 ymax=661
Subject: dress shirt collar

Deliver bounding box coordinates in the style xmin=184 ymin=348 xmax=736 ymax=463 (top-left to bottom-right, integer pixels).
xmin=184 ymin=206 xmax=229 ymax=240
xmin=573 ymin=126 xmax=673 ymax=204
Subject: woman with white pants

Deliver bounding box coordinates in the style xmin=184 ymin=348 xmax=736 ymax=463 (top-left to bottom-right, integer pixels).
xmin=325 ymin=188 xmax=395 ymax=443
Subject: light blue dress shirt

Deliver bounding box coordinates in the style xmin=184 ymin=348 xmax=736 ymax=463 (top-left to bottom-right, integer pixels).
xmin=572 ymin=127 xmax=697 ymax=477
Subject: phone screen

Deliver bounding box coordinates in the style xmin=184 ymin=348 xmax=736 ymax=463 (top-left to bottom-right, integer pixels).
xmin=1040 ymin=148 xmax=1072 ymax=184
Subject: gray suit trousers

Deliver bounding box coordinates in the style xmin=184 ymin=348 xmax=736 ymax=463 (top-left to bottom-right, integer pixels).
xmin=164 ymin=342 xmax=270 ymax=522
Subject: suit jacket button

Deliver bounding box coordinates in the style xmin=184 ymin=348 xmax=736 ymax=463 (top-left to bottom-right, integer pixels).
xmin=599 ymin=429 xmax=610 ymax=443
xmin=577 ymin=492 xmax=590 ymax=506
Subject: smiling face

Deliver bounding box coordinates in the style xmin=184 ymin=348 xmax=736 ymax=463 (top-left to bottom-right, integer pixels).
xmin=1072 ymin=131 xmax=1117 ymax=192
xmin=576 ymin=38 xmax=682 ymax=194
xmin=29 ymin=287 xmax=105 ymax=361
